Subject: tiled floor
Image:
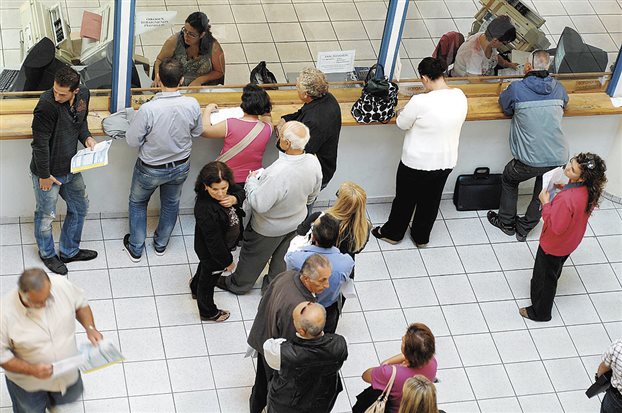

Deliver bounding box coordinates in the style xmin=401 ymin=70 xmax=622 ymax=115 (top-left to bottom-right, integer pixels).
xmin=0 ymin=195 xmax=621 ymax=412
xmin=1 ymin=0 xmax=620 ymax=84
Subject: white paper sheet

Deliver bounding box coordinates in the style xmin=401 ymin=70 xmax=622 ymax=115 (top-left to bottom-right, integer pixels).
xmin=542 ymin=166 xmax=567 ymax=200
xmin=209 ymin=107 xmax=244 ymax=125
xmin=70 ymin=140 xmax=112 ymax=173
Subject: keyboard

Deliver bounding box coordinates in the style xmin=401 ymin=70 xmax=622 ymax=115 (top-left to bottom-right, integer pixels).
xmin=0 ymin=69 xmax=19 ymax=92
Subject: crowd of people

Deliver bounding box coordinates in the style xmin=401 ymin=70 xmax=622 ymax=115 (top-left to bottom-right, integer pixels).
xmin=0 ymin=10 xmax=618 ymax=412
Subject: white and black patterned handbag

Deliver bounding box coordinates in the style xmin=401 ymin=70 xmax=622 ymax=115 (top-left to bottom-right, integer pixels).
xmin=351 ymin=65 xmax=399 ymax=124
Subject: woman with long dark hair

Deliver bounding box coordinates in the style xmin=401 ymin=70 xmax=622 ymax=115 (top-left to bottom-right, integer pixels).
xmin=520 ymin=152 xmax=607 ymax=322
xmin=189 ymin=162 xmax=244 ymax=322
xmin=153 ymin=12 xmax=225 ymax=87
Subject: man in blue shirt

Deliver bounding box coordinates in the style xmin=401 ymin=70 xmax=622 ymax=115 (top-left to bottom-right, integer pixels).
xmin=285 ymin=213 xmax=354 ymax=333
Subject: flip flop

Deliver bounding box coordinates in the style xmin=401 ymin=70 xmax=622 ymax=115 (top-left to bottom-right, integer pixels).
xmin=201 ymin=309 xmax=230 ymax=323
xmin=518 ymin=307 xmax=530 ymax=319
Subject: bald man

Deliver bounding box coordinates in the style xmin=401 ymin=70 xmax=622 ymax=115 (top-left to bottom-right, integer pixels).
xmin=263 ymin=301 xmax=348 ymax=413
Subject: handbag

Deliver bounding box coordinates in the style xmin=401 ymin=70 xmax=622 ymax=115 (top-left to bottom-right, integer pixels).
xmin=216 ymin=121 xmax=265 ymax=163
xmin=352 ymin=365 xmax=397 ymax=413
xmin=351 ymin=64 xmax=399 ymax=124
xmin=585 ymin=370 xmax=612 ymax=398
xmin=453 ymin=167 xmax=503 ymax=211
xmin=250 ymin=61 xmax=278 ymax=90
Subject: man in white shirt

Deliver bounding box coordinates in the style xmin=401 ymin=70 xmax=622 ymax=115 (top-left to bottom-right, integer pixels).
xmin=597 ymin=338 xmax=622 ymax=412
xmin=0 ymin=268 xmax=103 ymax=412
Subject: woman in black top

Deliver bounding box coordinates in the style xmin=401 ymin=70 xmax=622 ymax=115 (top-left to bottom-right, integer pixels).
xmin=190 ymin=162 xmax=244 ymax=322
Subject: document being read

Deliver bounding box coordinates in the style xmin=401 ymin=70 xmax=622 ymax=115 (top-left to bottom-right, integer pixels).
xmin=52 ymin=340 xmax=124 ymax=377
xmin=542 ymin=166 xmax=568 ymax=201
xmin=70 ymin=140 xmax=112 ymax=174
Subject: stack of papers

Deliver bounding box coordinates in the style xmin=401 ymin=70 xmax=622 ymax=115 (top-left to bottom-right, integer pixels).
xmin=542 ymin=167 xmax=568 ymax=201
xmin=210 ymin=107 xmax=244 ymax=125
xmin=70 ymin=140 xmax=112 ymax=173
xmin=52 ymin=340 xmax=124 ymax=377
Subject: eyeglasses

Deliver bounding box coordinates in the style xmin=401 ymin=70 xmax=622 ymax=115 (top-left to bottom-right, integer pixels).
xmin=182 ymin=27 xmax=200 ymax=39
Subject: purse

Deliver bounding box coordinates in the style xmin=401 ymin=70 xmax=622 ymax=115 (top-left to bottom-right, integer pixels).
xmin=351 ymin=64 xmax=399 ymax=124
xmin=352 ymin=365 xmax=397 ymax=413
xmin=250 ymin=61 xmax=278 ymax=90
xmin=585 ymin=370 xmax=612 ymax=398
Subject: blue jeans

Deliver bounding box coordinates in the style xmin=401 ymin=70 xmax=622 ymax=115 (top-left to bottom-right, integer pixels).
xmin=128 ymin=159 xmax=190 ymax=255
xmin=6 ymin=374 xmax=83 ymax=413
xmin=31 ymin=172 xmax=89 ymax=259
xmin=601 ymin=387 xmax=622 ymax=413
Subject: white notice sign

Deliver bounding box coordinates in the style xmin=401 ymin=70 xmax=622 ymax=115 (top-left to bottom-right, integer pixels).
xmin=317 ymin=50 xmax=356 ymax=73
xmin=135 ymin=11 xmax=178 ymax=36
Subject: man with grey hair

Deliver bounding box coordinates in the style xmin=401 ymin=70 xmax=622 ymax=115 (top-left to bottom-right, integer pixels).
xmin=263 ymin=301 xmax=348 ymax=413
xmin=217 ymin=120 xmax=322 ymax=294
xmin=246 ymin=254 xmax=331 ymax=413
xmin=488 ymin=49 xmax=569 ymax=241
xmin=1 ymin=268 xmax=103 ymax=412
xmin=277 ymin=67 xmax=342 ymax=189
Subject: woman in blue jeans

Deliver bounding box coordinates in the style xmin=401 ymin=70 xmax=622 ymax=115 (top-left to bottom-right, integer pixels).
xmin=189 ymin=162 xmax=244 ymax=321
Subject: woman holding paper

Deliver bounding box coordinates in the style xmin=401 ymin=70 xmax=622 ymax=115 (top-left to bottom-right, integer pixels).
xmin=202 ymin=84 xmax=273 ymax=185
xmin=520 ymin=153 xmax=607 ymax=322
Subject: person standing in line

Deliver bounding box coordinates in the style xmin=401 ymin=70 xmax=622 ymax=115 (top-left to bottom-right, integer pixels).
xmin=397 ymin=376 xmax=442 ymax=413
xmin=372 ymin=57 xmax=468 ymax=247
xmin=263 ymin=301 xmax=348 ymax=413
xmin=1 ymin=268 xmax=103 ymax=412
xmin=189 ymin=162 xmax=245 ymax=322
xmin=519 ymin=153 xmax=607 ymax=322
xmin=201 ymin=83 xmax=273 ymax=186
xmin=487 ymin=49 xmax=569 ymax=241
xmin=596 ymin=338 xmax=622 ymax=413
xmin=30 ymin=66 xmax=98 ymax=275
xmin=246 ymin=254 xmax=331 ymax=413
xmin=216 ymin=121 xmax=322 ymax=295
xmin=124 ymin=58 xmax=203 ymax=262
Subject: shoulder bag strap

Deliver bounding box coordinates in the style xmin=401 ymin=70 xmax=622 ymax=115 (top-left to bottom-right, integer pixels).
xmin=216 ymin=121 xmax=265 ymax=163
xmin=380 ymin=365 xmax=398 ymax=400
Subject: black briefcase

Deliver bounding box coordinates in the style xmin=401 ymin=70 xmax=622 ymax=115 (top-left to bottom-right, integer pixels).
xmin=453 ymin=167 xmax=502 ymax=211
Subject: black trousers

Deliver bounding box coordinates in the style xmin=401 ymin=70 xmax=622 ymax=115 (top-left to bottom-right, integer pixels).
xmin=250 ymin=352 xmax=275 ymax=413
xmin=324 ymin=300 xmax=341 ymax=334
xmin=189 ymin=261 xmax=219 ymax=318
xmin=381 ymin=162 xmax=452 ymax=244
xmin=498 ymin=159 xmax=556 ymax=236
xmin=527 ymin=246 xmax=569 ymax=321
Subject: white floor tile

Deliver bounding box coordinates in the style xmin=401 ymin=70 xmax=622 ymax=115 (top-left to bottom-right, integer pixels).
xmin=161 ymin=324 xmax=208 ymax=359
xmin=492 ymin=243 xmax=534 ymax=271
xmin=457 ymin=245 xmax=502 ymax=273
xmin=210 ymin=354 xmax=255 ymax=388
xmin=492 ymin=330 xmax=541 ymax=363
xmin=426 ymin=220 xmax=454 ymax=248
xmin=129 ymin=394 xmax=175 ymax=413
xmin=336 ymin=312 xmax=373 ymax=343
xmin=0 ymin=224 xmax=21 ymax=246
xmin=480 ymin=300 xmax=527 ymax=332
xmin=555 ymin=294 xmax=601 ymax=325
xmin=173 ymin=390 xmax=220 ymax=413
xmin=556 ymin=266 xmax=588 ymax=296
xmin=435 ymin=336 xmax=462 ymax=369
xmin=445 ymin=218 xmax=489 ymax=245
xmin=468 ymin=272 xmax=513 ymax=301
xmin=454 ymin=333 xmax=502 ymax=366
xmin=0 ymin=245 xmax=23 ymax=275
xmin=504 ymin=269 xmax=532 ymax=299
xmin=124 ymin=360 xmax=171 ymax=396
xmin=355 ymin=280 xmax=400 ymax=310
xmin=466 ymin=364 xmax=514 ymax=399
xmin=420 ymin=247 xmax=465 ymax=276
xmin=150 ymin=264 xmax=193 ymax=295
xmin=203 ymin=321 xmax=249 ymax=355
xmin=443 ymin=303 xmax=489 ymax=335
xmin=570 ymin=237 xmax=608 ymax=265
xmin=68 ymin=269 xmax=112 ymax=300
xmin=604 ymin=321 xmax=622 ymax=341
xmin=439 ymin=200 xmax=478 ymax=219
xmin=364 ymin=309 xmax=408 ymax=341
xmin=353 ymin=251 xmax=390 ymax=281
xmin=431 ymin=274 xmax=476 ymax=305
xmin=590 ymin=291 xmax=622 ymax=322
xmin=101 ymin=218 xmax=130 ymax=240
xmin=105 ymin=239 xmax=149 ymax=268
xmin=576 ymin=263 xmax=621 ymax=293
xmin=366 ymin=203 xmax=392 ymax=224
xmin=506 ymin=360 xmax=555 ymax=395
xmin=88 ymin=299 xmax=118 ymax=331
xmin=145 ymin=235 xmax=190 ymax=266
xmin=155 ymin=294 xmax=202 ymax=326
xmin=544 ymin=357 xmax=592 ymax=392
xmin=437 ymin=400 xmax=480 ymax=413
xmin=530 ymin=327 xmax=579 ymax=359
xmin=434 ymin=367 xmax=475 ymax=403
xmin=118 ymin=328 xmax=165 ymax=362
xmin=83 ymin=397 xmax=130 ymax=413
xmin=382 ymin=249 xmax=427 ymax=278
xmin=217 ymin=387 xmax=252 ymax=413
xmin=518 ymin=393 xmax=564 ymax=413
xmin=109 ymin=267 xmax=154 ymax=298
xmin=557 ymin=389 xmax=602 ymax=412
xmin=599 ymin=235 xmax=622 ymax=262
xmin=403 ymin=306 xmax=451 ymax=337
xmin=167 ymin=356 xmax=215 ymax=392
xmin=81 ymin=363 xmax=127 ymax=399
xmin=478 ymin=397 xmax=522 ymax=413
xmin=393 ymin=277 xmax=439 ymax=307
xmin=114 ymin=297 xmax=159 ymax=329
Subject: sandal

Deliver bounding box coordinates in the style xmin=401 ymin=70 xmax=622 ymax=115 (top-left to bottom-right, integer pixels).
xmin=371 ymin=227 xmax=400 ymax=245
xmin=518 ymin=307 xmax=530 ymax=319
xmin=189 ymin=277 xmax=197 ymax=300
xmin=201 ymin=309 xmax=230 ymax=323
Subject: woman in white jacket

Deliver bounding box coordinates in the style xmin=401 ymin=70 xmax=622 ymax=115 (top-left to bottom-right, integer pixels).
xmin=372 ymin=57 xmax=468 ymax=247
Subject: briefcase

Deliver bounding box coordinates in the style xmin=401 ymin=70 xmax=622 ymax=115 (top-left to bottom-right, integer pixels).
xmin=453 ymin=167 xmax=502 ymax=211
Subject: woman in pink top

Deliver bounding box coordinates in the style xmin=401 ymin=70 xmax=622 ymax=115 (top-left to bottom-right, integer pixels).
xmin=202 ymin=84 xmax=273 ymax=184
xmin=520 ymin=153 xmax=607 ymax=322
xmin=362 ymin=323 xmax=438 ymax=413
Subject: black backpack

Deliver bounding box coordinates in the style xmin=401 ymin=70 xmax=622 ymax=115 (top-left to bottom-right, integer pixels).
xmin=250 ymin=61 xmax=278 ymax=90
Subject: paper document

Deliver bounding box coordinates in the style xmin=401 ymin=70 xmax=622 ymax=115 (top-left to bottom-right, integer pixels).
xmin=341 ymin=278 xmax=357 ymax=299
xmin=70 ymin=140 xmax=112 ymax=173
xmin=210 ymin=107 xmax=244 ymax=125
xmin=542 ymin=167 xmax=568 ymax=200
xmin=52 ymin=340 xmax=124 ymax=377
xmin=317 ymin=50 xmax=355 ymax=73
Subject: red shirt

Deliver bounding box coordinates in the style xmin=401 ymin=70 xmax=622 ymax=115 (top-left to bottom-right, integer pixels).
xmin=222 ymin=118 xmax=272 ymax=183
xmin=540 ymin=183 xmax=590 ymax=257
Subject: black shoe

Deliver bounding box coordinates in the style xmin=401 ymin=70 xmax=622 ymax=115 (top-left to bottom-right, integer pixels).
xmin=215 ymin=275 xmax=228 ymax=291
xmin=371 ymin=226 xmax=400 ymax=245
xmin=123 ymin=234 xmax=142 ymax=263
xmin=154 ymin=245 xmax=166 ymax=256
xmin=515 ymin=231 xmax=528 ymax=242
xmin=486 ymin=211 xmax=515 ymax=236
xmin=60 ymin=249 xmax=98 ymax=263
xmin=40 ymin=254 xmax=68 ymax=275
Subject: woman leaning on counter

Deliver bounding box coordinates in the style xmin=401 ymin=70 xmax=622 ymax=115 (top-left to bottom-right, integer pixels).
xmin=152 ymin=12 xmax=225 ymax=87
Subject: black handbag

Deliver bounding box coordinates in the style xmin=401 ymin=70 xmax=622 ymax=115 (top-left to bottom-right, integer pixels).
xmin=351 ymin=64 xmax=399 ymax=124
xmin=250 ymin=61 xmax=278 ymax=90
xmin=352 ymin=386 xmax=386 ymax=413
xmin=453 ymin=167 xmax=503 ymax=211
xmin=586 ymin=371 xmax=612 ymax=398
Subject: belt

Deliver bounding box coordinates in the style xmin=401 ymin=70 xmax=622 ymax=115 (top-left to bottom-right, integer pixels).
xmin=140 ymin=156 xmax=189 ymax=169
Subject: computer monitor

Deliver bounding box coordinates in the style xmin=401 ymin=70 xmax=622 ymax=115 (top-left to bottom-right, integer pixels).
xmin=11 ymin=37 xmax=68 ymax=91
xmin=550 ymin=27 xmax=608 ymax=74
xmin=81 ymin=42 xmax=141 ymax=89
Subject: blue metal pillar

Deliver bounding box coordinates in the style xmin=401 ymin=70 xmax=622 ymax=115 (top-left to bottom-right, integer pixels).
xmin=606 ymin=46 xmax=622 ymax=97
xmin=376 ymin=0 xmax=409 ymax=80
xmin=110 ymin=0 xmax=136 ymax=113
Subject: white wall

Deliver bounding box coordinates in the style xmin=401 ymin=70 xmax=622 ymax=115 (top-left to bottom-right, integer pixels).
xmin=1 ymin=115 xmax=621 ymax=220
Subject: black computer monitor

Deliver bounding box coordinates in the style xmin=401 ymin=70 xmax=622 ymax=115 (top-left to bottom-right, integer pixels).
xmin=11 ymin=37 xmax=69 ymax=92
xmin=550 ymin=27 xmax=608 ymax=74
xmin=81 ymin=42 xmax=141 ymax=90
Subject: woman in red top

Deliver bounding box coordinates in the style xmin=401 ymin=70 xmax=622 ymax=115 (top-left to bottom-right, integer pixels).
xmin=520 ymin=153 xmax=607 ymax=322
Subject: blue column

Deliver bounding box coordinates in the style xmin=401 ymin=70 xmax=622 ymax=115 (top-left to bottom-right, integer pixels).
xmin=376 ymin=0 xmax=409 ymax=80
xmin=606 ymin=47 xmax=622 ymax=97
xmin=110 ymin=0 xmax=136 ymax=113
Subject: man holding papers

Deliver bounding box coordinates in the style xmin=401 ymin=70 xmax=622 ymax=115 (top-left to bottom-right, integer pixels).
xmin=0 ymin=268 xmax=103 ymax=412
xmin=124 ymin=57 xmax=203 ymax=262
xmin=30 ymin=67 xmax=98 ymax=275
xmin=487 ymin=50 xmax=569 ymax=242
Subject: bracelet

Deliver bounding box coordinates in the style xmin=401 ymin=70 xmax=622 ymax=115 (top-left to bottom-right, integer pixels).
xmin=87 ymin=325 xmax=95 ymax=330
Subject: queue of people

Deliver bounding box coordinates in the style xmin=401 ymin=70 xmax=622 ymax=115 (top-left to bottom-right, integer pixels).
xmin=2 ymin=11 xmax=616 ymax=411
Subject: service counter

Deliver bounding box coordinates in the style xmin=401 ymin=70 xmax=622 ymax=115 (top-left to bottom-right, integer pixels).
xmin=1 ymin=75 xmax=621 ymax=220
